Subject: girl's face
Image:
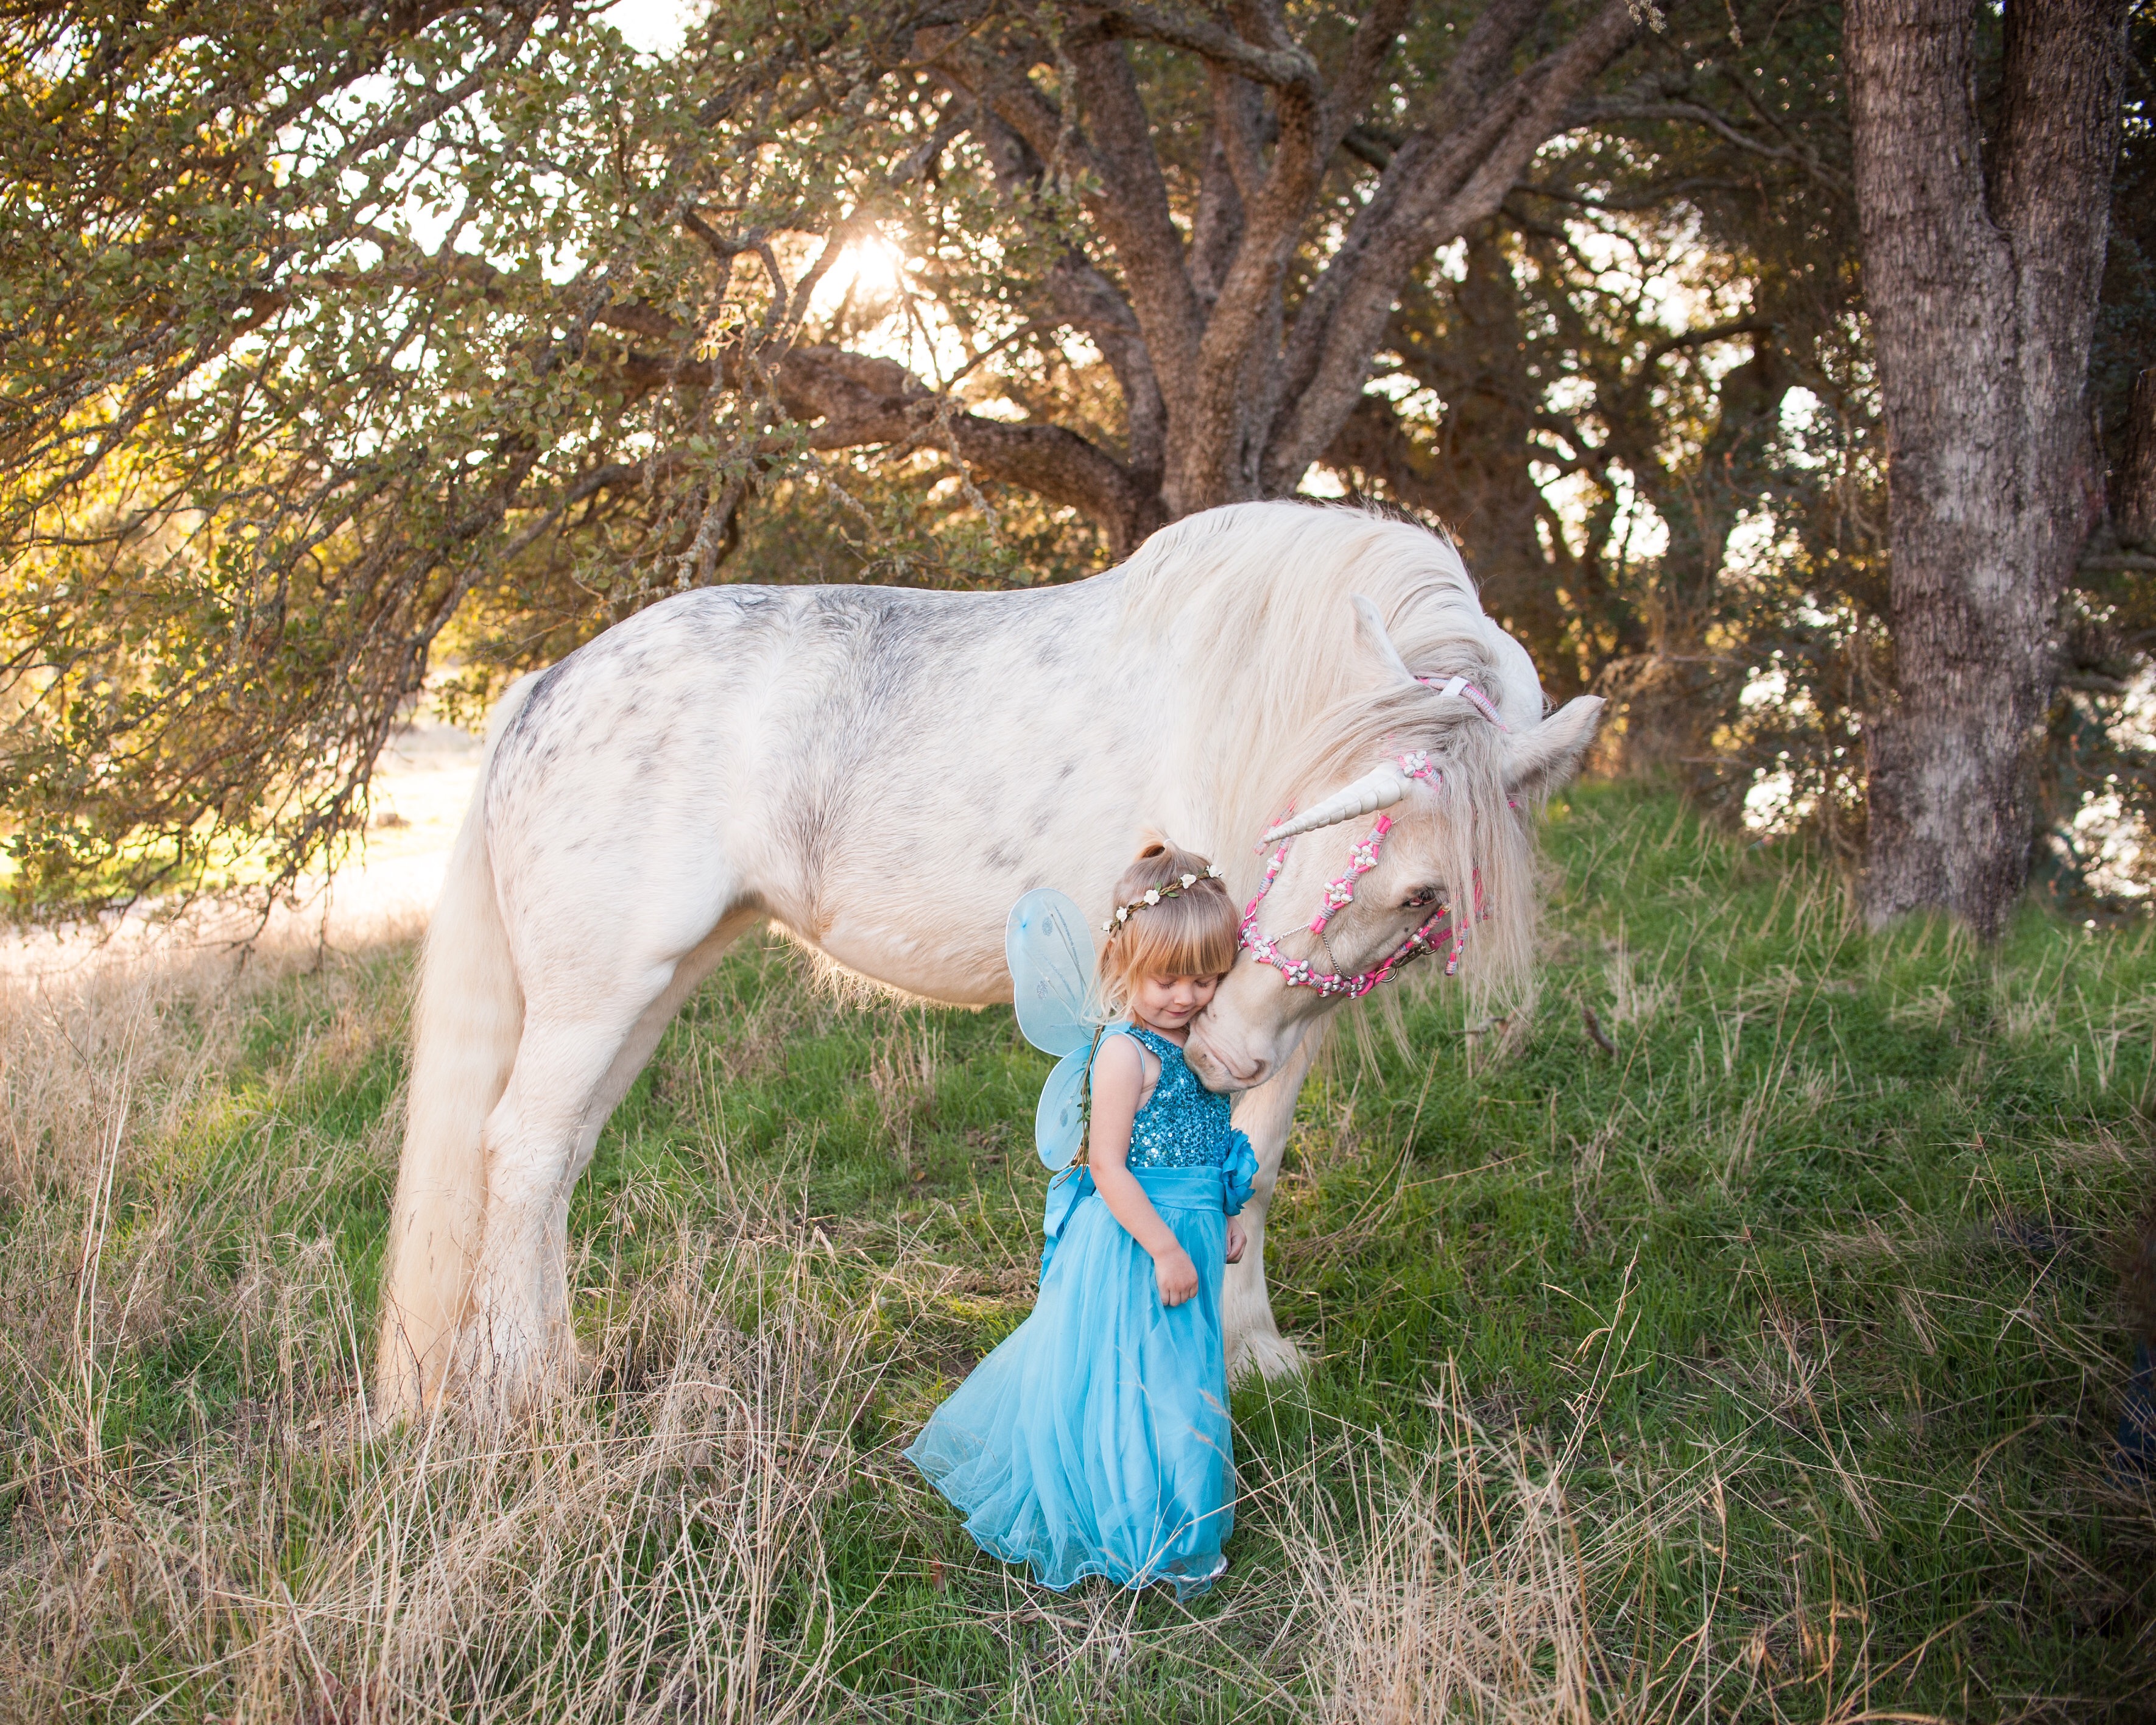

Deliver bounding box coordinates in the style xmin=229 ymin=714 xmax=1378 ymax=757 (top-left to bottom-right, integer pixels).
xmin=1130 ymin=970 xmax=1221 ymax=1032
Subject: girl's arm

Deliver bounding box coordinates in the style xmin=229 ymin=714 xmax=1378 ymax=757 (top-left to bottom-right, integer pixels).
xmin=1088 ymin=1035 xmax=1201 ymax=1307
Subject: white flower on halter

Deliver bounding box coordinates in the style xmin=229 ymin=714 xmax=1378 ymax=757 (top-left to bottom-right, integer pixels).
xmin=1143 ymin=889 xmax=1160 ymax=905
xmin=1180 ymin=872 xmax=1196 ymax=887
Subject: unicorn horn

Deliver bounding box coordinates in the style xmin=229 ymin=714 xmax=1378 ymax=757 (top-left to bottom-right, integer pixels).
xmin=1261 ymin=764 xmax=1413 ymax=843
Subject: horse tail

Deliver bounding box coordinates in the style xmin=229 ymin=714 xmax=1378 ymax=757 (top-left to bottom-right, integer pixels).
xmin=374 ymin=673 xmax=541 ymax=1423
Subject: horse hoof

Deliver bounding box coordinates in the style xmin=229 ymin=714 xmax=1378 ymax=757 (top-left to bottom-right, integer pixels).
xmin=1228 ymin=1328 xmax=1306 ymax=1384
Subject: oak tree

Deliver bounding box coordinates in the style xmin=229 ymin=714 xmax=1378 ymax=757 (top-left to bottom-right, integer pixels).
xmin=1846 ymin=0 xmax=2133 ymax=933
xmin=1 ymin=0 xmax=1646 ymax=911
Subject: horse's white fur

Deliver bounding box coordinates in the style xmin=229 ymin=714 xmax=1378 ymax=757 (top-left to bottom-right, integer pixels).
xmin=376 ymin=501 xmax=1601 ymax=1419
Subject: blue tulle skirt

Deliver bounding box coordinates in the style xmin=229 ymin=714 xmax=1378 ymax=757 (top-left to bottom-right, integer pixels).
xmin=904 ymin=1165 xmax=1234 ymax=1597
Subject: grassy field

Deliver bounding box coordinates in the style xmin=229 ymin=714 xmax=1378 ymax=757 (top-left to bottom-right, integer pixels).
xmin=3 ymin=784 xmax=2154 ymax=1723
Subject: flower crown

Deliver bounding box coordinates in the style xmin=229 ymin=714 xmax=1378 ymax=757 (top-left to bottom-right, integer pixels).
xmin=1102 ymin=862 xmax=1225 ymax=934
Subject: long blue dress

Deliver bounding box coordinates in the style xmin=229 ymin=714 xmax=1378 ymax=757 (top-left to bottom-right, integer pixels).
xmin=905 ymin=1023 xmax=1252 ymax=1598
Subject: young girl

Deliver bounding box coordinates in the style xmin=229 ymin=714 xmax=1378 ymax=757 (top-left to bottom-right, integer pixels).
xmin=906 ymin=840 xmax=1258 ymax=1599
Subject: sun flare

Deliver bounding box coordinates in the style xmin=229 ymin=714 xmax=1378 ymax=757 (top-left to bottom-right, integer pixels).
xmin=808 ymin=232 xmax=909 ymax=322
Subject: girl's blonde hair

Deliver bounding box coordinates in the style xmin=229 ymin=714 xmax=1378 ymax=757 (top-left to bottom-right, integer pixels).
xmin=1096 ymin=837 xmax=1239 ymax=1017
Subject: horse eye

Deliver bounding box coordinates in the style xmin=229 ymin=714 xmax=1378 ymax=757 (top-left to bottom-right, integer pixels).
xmin=1402 ymin=886 xmax=1440 ymax=910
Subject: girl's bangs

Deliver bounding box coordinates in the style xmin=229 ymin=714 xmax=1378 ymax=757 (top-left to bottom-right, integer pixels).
xmin=1116 ymin=901 xmax=1239 ymax=981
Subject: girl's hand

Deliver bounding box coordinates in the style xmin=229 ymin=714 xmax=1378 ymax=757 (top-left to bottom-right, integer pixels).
xmin=1154 ymin=1246 xmax=1199 ymax=1307
xmin=1225 ymin=1218 xmax=1247 ymax=1264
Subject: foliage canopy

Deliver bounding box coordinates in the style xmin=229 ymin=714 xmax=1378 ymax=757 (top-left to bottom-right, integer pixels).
xmin=1 ymin=0 xmax=2151 ymax=914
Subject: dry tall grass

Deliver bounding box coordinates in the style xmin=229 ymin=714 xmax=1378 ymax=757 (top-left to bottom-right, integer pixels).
xmin=0 ymin=922 xmax=1733 ymax=1721
xmin=1275 ymin=1386 xmax=1606 ymax=1723
xmin=0 ymin=924 xmax=889 ymax=1721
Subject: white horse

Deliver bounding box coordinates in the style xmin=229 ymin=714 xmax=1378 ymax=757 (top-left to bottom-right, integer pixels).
xmin=377 ymin=501 xmax=1601 ymax=1420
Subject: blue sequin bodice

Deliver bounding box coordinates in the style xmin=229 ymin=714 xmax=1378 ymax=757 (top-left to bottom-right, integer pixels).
xmin=1119 ymin=1025 xmax=1233 ymax=1169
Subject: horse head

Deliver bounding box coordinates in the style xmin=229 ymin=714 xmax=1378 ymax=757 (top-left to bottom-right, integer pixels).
xmin=1183 ymin=593 xmax=1603 ymax=1094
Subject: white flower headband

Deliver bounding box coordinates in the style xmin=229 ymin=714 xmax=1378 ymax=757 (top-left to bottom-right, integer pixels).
xmin=1102 ymin=863 xmax=1225 ymax=934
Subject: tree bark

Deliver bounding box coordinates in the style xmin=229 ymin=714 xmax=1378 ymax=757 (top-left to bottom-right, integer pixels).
xmin=2118 ymin=366 xmax=2156 ymax=549
xmin=1597 ymin=321 xmax=1787 ymax=776
xmin=1323 ymin=225 xmax=1610 ymax=699
xmin=1847 ymin=0 xmax=2129 ymax=936
xmin=913 ymin=1 xmax=1636 ymax=541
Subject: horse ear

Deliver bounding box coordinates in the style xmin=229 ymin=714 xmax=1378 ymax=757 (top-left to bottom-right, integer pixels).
xmin=1503 ymin=695 xmax=1604 ymax=795
xmin=1350 ymin=594 xmax=1417 ymax=687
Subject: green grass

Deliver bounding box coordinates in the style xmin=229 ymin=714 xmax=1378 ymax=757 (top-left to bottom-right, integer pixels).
xmin=4 ymin=784 xmax=2154 ymax=1721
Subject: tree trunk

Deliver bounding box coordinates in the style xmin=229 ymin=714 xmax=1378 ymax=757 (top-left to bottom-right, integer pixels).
xmin=1605 ymin=331 xmax=1788 ymax=779
xmin=1323 ymin=225 xmax=1606 ymax=698
xmin=1847 ymin=0 xmax=2128 ymax=935
xmin=923 ymin=1 xmax=1636 ymax=553
xmin=2118 ymin=366 xmax=2156 ymax=549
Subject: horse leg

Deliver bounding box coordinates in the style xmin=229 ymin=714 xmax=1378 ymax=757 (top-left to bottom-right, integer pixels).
xmin=1223 ymin=1035 xmax=1320 ymax=1383
xmin=576 ymin=912 xmax=756 ymax=1146
xmin=459 ymin=913 xmax=753 ymax=1415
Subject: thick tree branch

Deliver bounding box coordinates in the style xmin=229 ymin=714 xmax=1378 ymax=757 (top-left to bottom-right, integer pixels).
xmin=1063 ymin=35 xmax=1208 ymax=407
xmin=1422 ymin=0 xmax=1549 ymax=123
xmin=1340 ymin=122 xmax=1399 ymax=170
xmin=1046 ymin=255 xmax=1169 ymax=484
xmin=1257 ymin=1 xmax=1558 ymax=458
xmin=1088 ymin=0 xmax=1320 ymax=92
xmin=1624 ymin=316 xmax=1772 ymax=385
xmin=951 ymin=91 xmax=1168 ymax=482
xmin=1211 ymin=63 xmax=1268 ymax=206
xmin=1169 ymin=28 xmax=1331 ymax=507
xmin=1320 ymin=0 xmax=1414 ymax=149
xmin=437 ymin=225 xmax=1160 ymax=556
xmin=1189 ymin=91 xmax=1249 ymax=308
xmin=767 ymin=344 xmax=1153 ymax=553
xmin=930 ymin=32 xmax=1203 ymax=412
xmin=1263 ymin=0 xmax=1637 ymax=492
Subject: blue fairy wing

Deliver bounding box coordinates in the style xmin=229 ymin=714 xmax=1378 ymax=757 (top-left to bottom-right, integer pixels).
xmin=1035 ymin=1045 xmax=1090 ymax=1171
xmin=1006 ymin=888 xmax=1098 ymax=1058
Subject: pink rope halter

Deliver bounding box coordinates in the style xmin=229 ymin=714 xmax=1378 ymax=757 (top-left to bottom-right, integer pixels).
xmin=1236 ymin=676 xmax=1506 ymax=999
xmin=1418 ymin=673 xmax=1507 ymax=728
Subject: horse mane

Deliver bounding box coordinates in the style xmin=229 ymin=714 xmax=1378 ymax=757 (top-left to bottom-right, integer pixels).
xmin=1113 ymin=500 xmax=1548 ymax=1009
